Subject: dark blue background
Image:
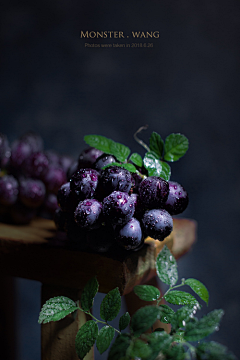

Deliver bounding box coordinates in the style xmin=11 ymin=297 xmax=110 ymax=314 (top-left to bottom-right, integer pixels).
xmin=1 ymin=0 xmax=240 ymax=359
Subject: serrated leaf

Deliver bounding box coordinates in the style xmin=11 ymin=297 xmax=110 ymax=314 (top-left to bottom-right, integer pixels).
xmin=84 ymin=135 xmax=113 ymax=153
xmin=184 ymin=309 xmax=224 ymax=342
xmin=129 ymin=152 xmax=143 ymax=167
xmin=75 ymin=320 xmax=98 ymax=360
xmin=109 ymin=141 xmax=131 ymax=162
xmin=185 ymin=278 xmax=209 ymax=305
xmin=81 ymin=277 xmax=99 ymax=311
xmin=165 ymin=291 xmax=199 ymax=306
xmin=158 ymin=304 xmax=175 ymax=324
xmin=143 ymin=152 xmax=171 ymax=180
xmin=149 ymin=131 xmax=164 ymax=158
xmin=134 ymin=285 xmax=160 ymax=302
xmin=156 ymin=245 xmax=178 ymax=286
xmin=96 ymin=325 xmax=115 ymax=354
xmin=162 ymin=343 xmax=185 ymax=359
xmin=131 ymin=305 xmax=160 ymax=336
xmin=38 ymin=296 xmax=78 ymax=324
xmin=129 ymin=339 xmax=152 ymax=359
xmin=100 ymin=288 xmax=121 ymax=321
xmin=147 ymin=331 xmax=172 ymax=360
xmin=119 ymin=312 xmax=131 ymax=331
xmin=196 ymin=341 xmax=237 ymax=360
xmin=171 ymin=304 xmax=200 ymax=330
xmin=164 ymin=133 xmax=189 ymax=162
xmin=108 ymin=334 xmax=132 ymax=360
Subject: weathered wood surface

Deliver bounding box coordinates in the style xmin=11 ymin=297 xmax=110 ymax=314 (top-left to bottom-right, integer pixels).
xmin=0 ymin=217 xmax=197 ymax=295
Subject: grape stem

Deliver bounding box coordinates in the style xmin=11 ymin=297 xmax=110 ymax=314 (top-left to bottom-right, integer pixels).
xmin=134 ymin=125 xmax=150 ymax=152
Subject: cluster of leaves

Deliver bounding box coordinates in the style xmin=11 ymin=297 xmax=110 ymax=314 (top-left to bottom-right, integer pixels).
xmin=84 ymin=128 xmax=189 ymax=181
xmin=38 ymin=245 xmax=236 ymax=360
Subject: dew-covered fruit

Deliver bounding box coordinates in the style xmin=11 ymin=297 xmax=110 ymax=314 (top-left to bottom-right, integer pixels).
xmin=57 ymin=182 xmax=78 ymax=213
xmin=23 ymin=151 xmax=49 ymax=178
xmin=0 ymin=175 xmax=19 ymax=206
xmin=114 ymin=217 xmax=143 ymax=250
xmin=70 ymin=168 xmax=99 ymax=201
xmin=102 ymin=191 xmax=135 ymax=225
xmin=94 ymin=153 xmax=117 ymax=171
xmin=78 ymin=147 xmax=103 ymax=169
xmin=130 ymin=172 xmax=143 ymax=194
xmin=19 ymin=178 xmax=46 ymax=208
xmin=98 ymin=166 xmax=132 ymax=198
xmin=141 ymin=208 xmax=173 ymax=241
xmin=74 ymin=199 xmax=102 ymax=229
xmin=164 ymin=181 xmax=189 ymax=215
xmin=138 ymin=176 xmax=169 ymax=209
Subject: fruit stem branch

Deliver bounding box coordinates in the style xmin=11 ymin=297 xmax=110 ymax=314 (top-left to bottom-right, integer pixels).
xmin=78 ymin=307 xmax=121 ymax=334
xmin=134 ymin=125 xmax=150 ymax=152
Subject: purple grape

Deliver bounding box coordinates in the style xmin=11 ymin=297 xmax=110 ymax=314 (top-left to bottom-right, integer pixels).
xmin=98 ymin=166 xmax=132 ymax=198
xmin=102 ymin=191 xmax=135 ymax=225
xmin=19 ymin=178 xmax=46 ymax=208
xmin=164 ymin=181 xmax=189 ymax=215
xmin=130 ymin=172 xmax=143 ymax=193
xmin=70 ymin=168 xmax=99 ymax=201
xmin=42 ymin=166 xmax=67 ymax=194
xmin=130 ymin=193 xmax=145 ymax=219
xmin=138 ymin=176 xmax=169 ymax=209
xmin=67 ymin=160 xmax=78 ymax=181
xmin=78 ymin=147 xmax=103 ymax=169
xmin=43 ymin=193 xmax=59 ymax=214
xmin=114 ymin=217 xmax=143 ymax=250
xmin=0 ymin=175 xmax=18 ymax=206
xmin=20 ymin=132 xmax=43 ymax=152
xmin=94 ymin=153 xmax=117 ymax=171
xmin=57 ymin=182 xmax=78 ymax=213
xmin=44 ymin=150 xmax=60 ymax=165
xmin=59 ymin=155 xmax=74 ymax=174
xmin=74 ymin=199 xmax=102 ymax=229
xmin=23 ymin=151 xmax=49 ymax=178
xmin=10 ymin=140 xmax=33 ymax=172
xmin=141 ymin=208 xmax=173 ymax=241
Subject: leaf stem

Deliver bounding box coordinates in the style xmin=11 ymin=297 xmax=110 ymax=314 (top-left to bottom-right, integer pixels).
xmin=134 ymin=125 xmax=150 ymax=152
xmin=157 ymin=279 xmax=186 ymax=305
xmin=78 ymin=307 xmax=121 ymax=334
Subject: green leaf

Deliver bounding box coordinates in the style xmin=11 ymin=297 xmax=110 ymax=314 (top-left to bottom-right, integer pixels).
xmin=108 ymin=334 xmax=132 ymax=360
xmin=96 ymin=325 xmax=115 ymax=354
xmin=38 ymin=296 xmax=78 ymax=324
xmin=109 ymin=141 xmax=131 ymax=162
xmin=147 ymin=331 xmax=172 ymax=360
xmin=100 ymin=287 xmax=121 ymax=321
xmin=196 ymin=341 xmax=237 ymax=360
xmin=81 ymin=277 xmax=99 ymax=311
xmin=102 ymin=162 xmax=137 ymax=173
xmin=162 ymin=343 xmax=185 ymax=360
xmin=131 ymin=305 xmax=160 ymax=336
xmin=184 ymin=309 xmax=224 ymax=342
xmin=165 ymin=290 xmax=199 ymax=306
xmin=143 ymin=152 xmax=171 ymax=180
xmin=119 ymin=312 xmax=131 ymax=331
xmin=75 ymin=320 xmax=98 ymax=360
xmin=129 ymin=152 xmax=143 ymax=167
xmin=164 ymin=133 xmax=189 ymax=162
xmin=129 ymin=339 xmax=152 ymax=359
xmin=158 ymin=304 xmax=175 ymax=324
xmin=171 ymin=304 xmax=200 ymax=330
xmin=149 ymin=131 xmax=164 ymax=158
xmin=156 ymin=245 xmax=178 ymax=286
xmin=185 ymin=278 xmax=209 ymax=305
xmin=84 ymin=134 xmax=113 ymax=153
xmin=134 ymin=285 xmax=160 ymax=302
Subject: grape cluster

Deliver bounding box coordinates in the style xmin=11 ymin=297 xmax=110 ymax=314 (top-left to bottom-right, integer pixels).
xmin=55 ymin=147 xmax=189 ymax=252
xmin=0 ymin=132 xmax=74 ymax=224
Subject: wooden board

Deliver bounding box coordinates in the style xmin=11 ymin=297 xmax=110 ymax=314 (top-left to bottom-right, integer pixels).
xmin=0 ymin=217 xmax=197 ymax=295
